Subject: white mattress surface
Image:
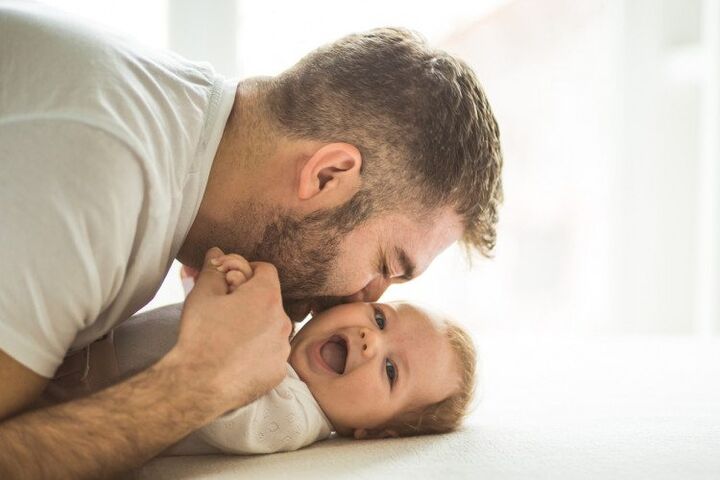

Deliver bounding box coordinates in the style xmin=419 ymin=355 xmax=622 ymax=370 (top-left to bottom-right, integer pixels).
xmin=126 ymin=334 xmax=720 ymax=480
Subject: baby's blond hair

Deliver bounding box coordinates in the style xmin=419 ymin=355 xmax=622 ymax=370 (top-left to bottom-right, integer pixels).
xmin=383 ymin=319 xmax=478 ymax=437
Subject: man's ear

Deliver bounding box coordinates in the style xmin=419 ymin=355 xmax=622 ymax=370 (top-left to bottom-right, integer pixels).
xmin=353 ymin=428 xmax=400 ymax=440
xmin=297 ymin=143 xmax=362 ymax=205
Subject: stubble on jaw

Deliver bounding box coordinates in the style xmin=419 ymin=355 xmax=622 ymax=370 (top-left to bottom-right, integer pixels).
xmin=185 ymin=188 xmax=376 ymax=319
xmin=251 ymin=210 xmax=342 ymax=303
xmin=189 ymin=200 xmax=344 ymax=317
xmin=250 ymin=189 xmax=378 ymax=312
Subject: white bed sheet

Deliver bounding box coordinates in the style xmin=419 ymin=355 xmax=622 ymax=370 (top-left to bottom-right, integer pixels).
xmin=126 ymin=333 xmax=720 ymax=480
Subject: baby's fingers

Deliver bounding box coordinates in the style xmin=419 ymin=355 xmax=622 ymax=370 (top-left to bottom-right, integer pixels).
xmin=226 ymin=269 xmax=250 ymax=292
xmin=214 ymin=254 xmax=253 ymax=279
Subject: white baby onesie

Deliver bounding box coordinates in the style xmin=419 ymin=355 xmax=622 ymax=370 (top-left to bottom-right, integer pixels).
xmin=168 ymin=364 xmax=334 ymax=455
xmin=48 ymin=303 xmax=335 ymax=456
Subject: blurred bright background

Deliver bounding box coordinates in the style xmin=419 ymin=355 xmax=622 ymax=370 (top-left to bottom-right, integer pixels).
xmin=38 ymin=0 xmax=720 ymax=337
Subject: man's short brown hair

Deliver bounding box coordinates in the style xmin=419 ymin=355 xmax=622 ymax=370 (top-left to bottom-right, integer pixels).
xmin=267 ymin=27 xmax=503 ymax=257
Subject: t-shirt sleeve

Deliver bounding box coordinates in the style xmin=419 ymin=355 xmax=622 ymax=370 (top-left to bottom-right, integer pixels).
xmin=0 ymin=118 xmax=144 ymax=377
xmin=197 ymin=380 xmax=332 ymax=455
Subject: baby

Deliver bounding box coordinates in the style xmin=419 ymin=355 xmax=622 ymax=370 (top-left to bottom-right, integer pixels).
xmin=45 ymin=254 xmax=478 ymax=455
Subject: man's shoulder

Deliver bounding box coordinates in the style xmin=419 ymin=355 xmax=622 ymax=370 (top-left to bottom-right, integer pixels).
xmin=1 ymin=117 xmax=145 ymax=195
xmin=1 ymin=3 xmax=214 ymax=155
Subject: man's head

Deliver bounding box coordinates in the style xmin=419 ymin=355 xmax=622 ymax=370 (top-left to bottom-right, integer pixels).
xmin=251 ymin=201 xmax=465 ymax=321
xmin=180 ymin=27 xmax=502 ymax=320
xmin=288 ymin=301 xmax=478 ymax=438
xmin=266 ymin=27 xmax=503 ymax=251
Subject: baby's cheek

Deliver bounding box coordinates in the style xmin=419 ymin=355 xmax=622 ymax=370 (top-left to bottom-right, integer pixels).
xmin=337 ymin=372 xmax=377 ymax=405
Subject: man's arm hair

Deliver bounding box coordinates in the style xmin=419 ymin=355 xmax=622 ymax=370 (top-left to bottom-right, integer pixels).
xmin=0 ymin=251 xmax=292 ymax=479
xmin=0 ymin=350 xmax=227 ymax=480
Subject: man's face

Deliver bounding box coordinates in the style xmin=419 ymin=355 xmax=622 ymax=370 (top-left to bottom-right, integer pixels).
xmin=258 ymin=206 xmax=463 ymax=322
xmin=289 ymin=302 xmax=460 ymax=434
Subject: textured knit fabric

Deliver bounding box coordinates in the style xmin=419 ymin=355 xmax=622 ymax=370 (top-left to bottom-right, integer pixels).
xmin=167 ymin=364 xmax=334 ymax=455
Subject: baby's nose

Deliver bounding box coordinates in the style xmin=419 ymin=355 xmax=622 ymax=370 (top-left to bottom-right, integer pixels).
xmin=359 ymin=328 xmax=380 ymax=358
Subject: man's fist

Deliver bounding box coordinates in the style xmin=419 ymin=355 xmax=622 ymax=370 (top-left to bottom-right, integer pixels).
xmin=169 ymin=248 xmax=292 ymax=412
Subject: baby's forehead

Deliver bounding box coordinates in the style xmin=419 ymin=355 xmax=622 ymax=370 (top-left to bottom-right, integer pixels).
xmin=384 ymin=303 xmax=461 ymax=409
xmin=385 ymin=301 xmax=446 ymax=330
xmin=385 ymin=302 xmax=456 ymax=367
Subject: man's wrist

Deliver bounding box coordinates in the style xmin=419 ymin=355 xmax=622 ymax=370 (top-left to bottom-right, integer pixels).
xmin=0 ymin=350 xmax=234 ymax=479
xmin=156 ymin=348 xmax=242 ymax=419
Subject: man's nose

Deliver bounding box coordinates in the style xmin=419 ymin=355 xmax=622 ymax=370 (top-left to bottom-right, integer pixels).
xmin=343 ymin=276 xmax=391 ymax=304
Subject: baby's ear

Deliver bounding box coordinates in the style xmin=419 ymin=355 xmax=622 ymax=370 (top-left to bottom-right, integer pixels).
xmin=353 ymin=428 xmax=399 ymax=440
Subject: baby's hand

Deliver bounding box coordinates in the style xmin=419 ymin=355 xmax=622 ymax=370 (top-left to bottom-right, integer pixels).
xmin=212 ymin=253 xmax=254 ymax=293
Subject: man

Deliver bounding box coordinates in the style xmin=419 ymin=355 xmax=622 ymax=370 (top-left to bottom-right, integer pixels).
xmin=0 ymin=3 xmax=502 ymax=479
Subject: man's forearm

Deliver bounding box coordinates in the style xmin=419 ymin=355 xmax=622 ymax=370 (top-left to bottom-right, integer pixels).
xmin=0 ymin=352 xmax=229 ymax=480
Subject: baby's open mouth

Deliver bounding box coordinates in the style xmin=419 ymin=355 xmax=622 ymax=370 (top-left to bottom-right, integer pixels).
xmin=320 ymin=335 xmax=347 ymax=374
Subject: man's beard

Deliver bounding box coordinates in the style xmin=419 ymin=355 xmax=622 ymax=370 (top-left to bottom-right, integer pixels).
xmin=251 ymin=191 xmax=375 ymax=321
xmin=187 ymin=191 xmax=375 ymax=322
xmin=251 ymin=210 xmax=343 ymax=321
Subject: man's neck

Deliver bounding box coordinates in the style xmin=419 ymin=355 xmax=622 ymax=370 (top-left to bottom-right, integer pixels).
xmin=177 ymin=78 xmax=327 ymax=269
xmin=177 ymin=83 xmax=266 ymax=268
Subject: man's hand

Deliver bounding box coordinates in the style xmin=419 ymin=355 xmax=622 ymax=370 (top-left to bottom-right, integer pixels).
xmin=0 ymin=247 xmax=292 ymax=479
xmin=167 ymin=247 xmax=292 ymax=410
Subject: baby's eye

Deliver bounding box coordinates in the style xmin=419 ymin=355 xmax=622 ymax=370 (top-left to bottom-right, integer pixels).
xmin=374 ymin=308 xmax=386 ymax=330
xmin=385 ymin=359 xmax=397 ymax=385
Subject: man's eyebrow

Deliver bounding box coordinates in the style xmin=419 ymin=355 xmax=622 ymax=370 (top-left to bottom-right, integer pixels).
xmin=394 ymin=247 xmax=416 ymax=280
xmin=376 ymin=247 xmax=388 ymax=275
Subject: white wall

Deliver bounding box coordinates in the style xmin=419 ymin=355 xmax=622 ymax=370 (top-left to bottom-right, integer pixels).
xmin=167 ymin=0 xmax=239 ymax=77
xmin=614 ymin=0 xmax=718 ymax=334
xmin=437 ymin=0 xmax=719 ymax=335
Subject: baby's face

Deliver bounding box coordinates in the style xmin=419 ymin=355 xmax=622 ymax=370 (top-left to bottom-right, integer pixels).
xmin=289 ymin=302 xmax=459 ymax=436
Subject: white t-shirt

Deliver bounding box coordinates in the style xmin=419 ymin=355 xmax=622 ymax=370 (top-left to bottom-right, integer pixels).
xmin=0 ymin=3 xmax=237 ymax=377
